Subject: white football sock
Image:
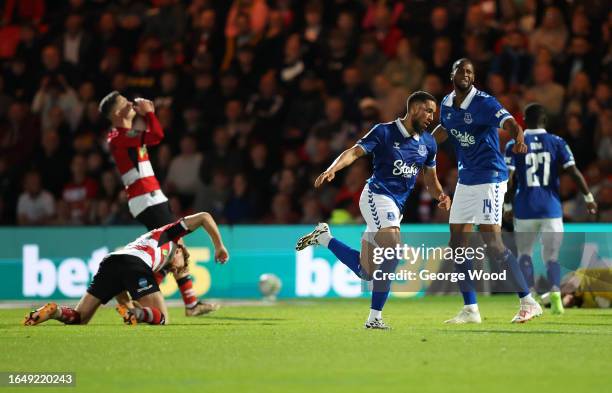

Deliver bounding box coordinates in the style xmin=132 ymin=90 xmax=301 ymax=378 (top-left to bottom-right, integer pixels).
xmin=318 ymin=231 xmax=332 ymax=247
xmin=520 ymin=293 xmax=537 ymax=305
xmin=368 ymin=309 xmax=382 ymax=321
xmin=463 ymin=304 xmax=479 ymax=313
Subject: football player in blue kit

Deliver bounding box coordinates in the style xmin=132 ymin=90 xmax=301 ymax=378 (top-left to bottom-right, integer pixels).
xmin=504 ymin=103 xmax=598 ymax=314
xmin=296 ymin=91 xmax=451 ymax=329
xmin=433 ymin=58 xmax=541 ymax=323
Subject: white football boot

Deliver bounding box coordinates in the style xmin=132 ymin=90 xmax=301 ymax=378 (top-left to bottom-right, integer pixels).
xmin=444 ymin=308 xmax=482 ymax=324
xmin=365 ymin=318 xmax=391 ymax=330
xmin=295 ymin=223 xmax=330 ymax=251
xmin=511 ymin=302 xmax=543 ymax=323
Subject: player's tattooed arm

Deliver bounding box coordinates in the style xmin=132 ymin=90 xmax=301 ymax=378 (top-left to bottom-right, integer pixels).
xmin=503 ymin=118 xmax=527 ymax=154
xmin=182 ymin=212 xmax=229 ymax=263
xmin=564 ymin=166 xmax=598 ymax=215
xmin=314 ymin=145 xmax=365 ymax=187
xmin=432 ymin=124 xmax=448 ymax=144
xmin=422 ymin=166 xmax=451 ymax=210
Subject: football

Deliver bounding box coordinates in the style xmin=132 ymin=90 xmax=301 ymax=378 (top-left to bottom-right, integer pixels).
xmin=258 ymin=273 xmax=282 ymax=301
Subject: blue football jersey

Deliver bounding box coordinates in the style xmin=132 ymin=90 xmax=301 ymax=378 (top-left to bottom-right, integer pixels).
xmin=440 ymin=87 xmax=513 ymax=185
xmin=356 ymin=119 xmax=437 ymax=210
xmin=505 ymin=129 xmax=575 ymax=219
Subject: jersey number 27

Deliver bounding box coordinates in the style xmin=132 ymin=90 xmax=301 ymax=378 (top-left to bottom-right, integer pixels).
xmin=525 ymin=152 xmax=550 ymax=187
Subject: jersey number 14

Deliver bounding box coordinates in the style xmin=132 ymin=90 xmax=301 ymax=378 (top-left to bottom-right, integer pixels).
xmin=525 ymin=152 xmax=551 ymax=187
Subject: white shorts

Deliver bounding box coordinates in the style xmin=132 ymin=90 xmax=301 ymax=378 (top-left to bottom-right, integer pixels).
xmin=359 ymin=184 xmax=401 ymax=244
xmin=513 ymin=218 xmax=564 ymax=262
xmin=449 ymin=181 xmax=507 ymax=226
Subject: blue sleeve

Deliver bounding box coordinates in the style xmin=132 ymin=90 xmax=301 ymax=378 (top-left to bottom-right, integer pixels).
xmin=425 ymin=136 xmax=437 ymax=167
xmin=480 ymin=96 xmax=513 ymax=129
xmin=557 ymin=137 xmax=575 ymax=168
xmin=440 ymin=107 xmax=448 ymax=129
xmin=504 ymin=141 xmax=516 ymax=170
xmin=356 ymin=124 xmax=383 ymax=154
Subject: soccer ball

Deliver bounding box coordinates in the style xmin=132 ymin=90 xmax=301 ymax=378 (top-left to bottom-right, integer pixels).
xmin=259 ymin=273 xmax=282 ymax=301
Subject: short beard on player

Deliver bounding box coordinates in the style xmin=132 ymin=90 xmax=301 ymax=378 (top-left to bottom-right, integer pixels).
xmin=412 ymin=118 xmax=424 ymax=134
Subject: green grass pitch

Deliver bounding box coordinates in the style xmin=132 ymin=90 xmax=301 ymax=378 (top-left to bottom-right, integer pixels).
xmin=1 ymin=296 xmax=611 ymax=393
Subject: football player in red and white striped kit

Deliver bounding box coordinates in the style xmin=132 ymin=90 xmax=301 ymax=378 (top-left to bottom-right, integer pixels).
xmin=98 ymin=91 xmax=218 ymax=316
xmin=24 ymin=212 xmax=229 ymax=326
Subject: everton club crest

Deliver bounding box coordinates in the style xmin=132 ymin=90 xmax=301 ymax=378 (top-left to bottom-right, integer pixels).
xmin=417 ymin=144 xmax=427 ymax=157
xmin=464 ymin=112 xmax=473 ymax=124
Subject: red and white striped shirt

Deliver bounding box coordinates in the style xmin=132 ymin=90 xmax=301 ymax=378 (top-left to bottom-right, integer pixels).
xmin=107 ymin=112 xmax=167 ymax=217
xmin=110 ymin=219 xmax=191 ymax=272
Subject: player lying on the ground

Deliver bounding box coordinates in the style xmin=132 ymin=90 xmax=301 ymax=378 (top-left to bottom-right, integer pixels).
xmin=99 ymin=91 xmax=218 ymax=316
xmin=504 ymin=103 xmax=598 ymax=315
xmin=296 ymin=91 xmax=451 ymax=330
xmin=23 ymin=212 xmax=229 ymax=326
xmin=433 ymin=58 xmax=541 ymax=324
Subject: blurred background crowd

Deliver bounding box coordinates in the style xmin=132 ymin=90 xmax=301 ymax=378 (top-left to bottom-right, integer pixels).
xmin=0 ymin=0 xmax=610 ymax=226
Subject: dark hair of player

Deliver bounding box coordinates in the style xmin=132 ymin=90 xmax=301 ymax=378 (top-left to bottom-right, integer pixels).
xmin=98 ymin=90 xmax=121 ymax=120
xmin=451 ymin=58 xmax=473 ymax=75
xmin=407 ymin=90 xmax=436 ymax=109
xmin=524 ymin=103 xmax=547 ymax=129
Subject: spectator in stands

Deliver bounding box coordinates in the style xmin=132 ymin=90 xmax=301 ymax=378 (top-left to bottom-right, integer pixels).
xmin=200 ymin=125 xmax=243 ymax=183
xmin=165 ymin=134 xmax=203 ymax=205
xmin=143 ymin=0 xmax=186 ymax=45
xmin=279 ymin=33 xmax=306 ymax=91
xmin=529 ymin=6 xmax=568 ymax=59
xmin=223 ymin=99 xmax=253 ymax=150
xmin=193 ymin=168 xmax=230 ymax=219
xmin=383 ymin=37 xmax=425 ymax=93
xmin=371 ymin=74 xmax=408 ymax=121
xmin=17 ymin=170 xmax=55 ymax=225
xmin=524 ymin=62 xmax=565 ymax=118
xmin=339 ymin=66 xmax=372 ymax=124
xmin=368 ymin=3 xmax=403 ymax=58
xmin=224 ymin=172 xmax=256 ymax=224
xmin=301 ymin=1 xmax=327 ymax=60
xmin=306 ymin=96 xmax=356 ymax=154
xmin=57 ymin=13 xmax=95 ymax=70
xmin=354 ymin=33 xmax=386 ymax=83
xmin=62 ymin=154 xmax=98 ymax=225
xmin=32 ymin=74 xmax=80 ymax=131
xmin=0 ymin=101 xmax=40 ymax=167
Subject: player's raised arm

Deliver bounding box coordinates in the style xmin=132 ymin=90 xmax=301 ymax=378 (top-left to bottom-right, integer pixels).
xmin=314 ymin=145 xmax=365 ymax=188
xmin=182 ymin=212 xmax=229 ymax=263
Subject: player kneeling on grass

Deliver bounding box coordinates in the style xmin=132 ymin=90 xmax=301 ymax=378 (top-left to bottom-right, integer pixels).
xmin=24 ymin=212 xmax=229 ymax=326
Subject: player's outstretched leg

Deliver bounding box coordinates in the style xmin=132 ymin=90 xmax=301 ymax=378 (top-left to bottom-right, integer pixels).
xmin=297 ymin=223 xmax=395 ymax=329
xmin=296 ymin=223 xmax=366 ymax=278
xmin=24 ymin=303 xmax=82 ymax=326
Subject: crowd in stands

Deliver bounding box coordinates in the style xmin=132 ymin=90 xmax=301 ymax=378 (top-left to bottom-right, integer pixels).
xmin=0 ymin=0 xmax=610 ymax=226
